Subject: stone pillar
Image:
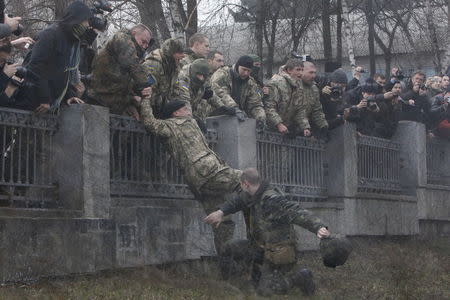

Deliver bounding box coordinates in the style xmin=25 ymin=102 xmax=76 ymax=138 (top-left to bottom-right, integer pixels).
xmin=206 ymin=116 xmax=256 ymax=240
xmin=53 ymin=104 xmax=111 ymax=218
xmin=326 ymin=122 xmax=358 ymax=197
xmin=392 ymin=121 xmax=427 ymax=191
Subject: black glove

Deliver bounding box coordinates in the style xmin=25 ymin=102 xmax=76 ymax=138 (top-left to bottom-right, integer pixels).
xmin=256 ymin=119 xmax=266 ymax=133
xmin=317 ymin=126 xmax=330 ymax=142
xmin=203 ymin=87 xmax=214 ymax=100
xmin=210 ymin=106 xmax=236 ymax=116
xmin=234 ymin=107 xmax=247 ymax=122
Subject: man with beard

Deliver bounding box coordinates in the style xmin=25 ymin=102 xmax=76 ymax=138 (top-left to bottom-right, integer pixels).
xmin=88 ymin=24 xmax=153 ymax=117
xmin=25 ymin=1 xmax=91 ymax=113
xmin=142 ymin=38 xmax=185 ymax=118
xmin=211 ymin=55 xmax=267 ymax=129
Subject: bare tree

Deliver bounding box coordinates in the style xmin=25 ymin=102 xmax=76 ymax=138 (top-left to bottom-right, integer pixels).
xmin=135 ymin=0 xmax=171 ymax=42
xmin=322 ymin=0 xmax=333 ymax=63
xmin=341 ymin=0 xmax=357 ymax=68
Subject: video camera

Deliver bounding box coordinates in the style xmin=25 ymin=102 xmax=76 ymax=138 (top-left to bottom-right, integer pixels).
xmin=89 ymin=0 xmax=112 ymax=32
xmin=291 ymin=51 xmax=312 ymax=62
xmin=366 ymin=96 xmax=378 ymax=111
xmin=393 ymin=69 xmax=405 ymax=80
xmin=8 ymin=65 xmax=39 ymax=87
xmin=330 ymin=86 xmax=343 ymax=99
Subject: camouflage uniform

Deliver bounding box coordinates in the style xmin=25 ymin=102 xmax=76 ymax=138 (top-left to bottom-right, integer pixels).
xmin=298 ymin=80 xmax=329 ymax=131
xmin=180 ymin=49 xmax=203 ymax=68
xmin=88 ymin=29 xmax=147 ymax=114
xmin=219 ymin=181 xmax=326 ymax=296
xmin=265 ymin=71 xmax=306 ymax=134
xmin=140 ymin=97 xmax=242 ymax=253
xmin=211 ymin=66 xmax=266 ymax=122
xmin=174 ymin=61 xmax=224 ymax=121
xmin=142 ymin=39 xmax=183 ymax=118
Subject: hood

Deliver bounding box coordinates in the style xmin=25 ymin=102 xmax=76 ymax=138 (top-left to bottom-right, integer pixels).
xmin=59 ymin=1 xmax=93 ymax=33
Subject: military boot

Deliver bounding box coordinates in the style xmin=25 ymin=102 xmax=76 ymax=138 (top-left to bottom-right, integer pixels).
xmin=286 ymin=268 xmax=315 ymax=296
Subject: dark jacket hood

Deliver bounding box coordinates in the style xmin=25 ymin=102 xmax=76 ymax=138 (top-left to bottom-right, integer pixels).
xmin=60 ymin=1 xmax=93 ymax=32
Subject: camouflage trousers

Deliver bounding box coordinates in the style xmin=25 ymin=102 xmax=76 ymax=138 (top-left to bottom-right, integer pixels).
xmin=220 ymin=239 xmax=304 ymax=296
xmin=195 ymin=168 xmax=242 ymax=255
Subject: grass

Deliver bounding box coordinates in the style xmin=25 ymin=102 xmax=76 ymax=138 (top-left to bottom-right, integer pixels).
xmin=1 ymin=237 xmax=449 ymax=300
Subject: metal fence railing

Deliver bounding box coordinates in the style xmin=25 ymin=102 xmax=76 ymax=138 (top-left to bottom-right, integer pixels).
xmin=0 ymin=107 xmax=58 ymax=208
xmin=357 ymin=135 xmax=402 ymax=194
xmin=256 ymin=130 xmax=327 ymax=201
xmin=426 ymin=138 xmax=450 ymax=186
xmin=110 ymin=115 xmax=218 ymax=198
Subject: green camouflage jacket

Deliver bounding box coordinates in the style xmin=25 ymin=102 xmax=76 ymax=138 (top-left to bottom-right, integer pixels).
xmin=211 ymin=66 xmax=266 ymax=122
xmin=265 ymin=71 xmax=305 ymax=131
xmin=140 ymin=97 xmax=230 ymax=192
xmin=174 ymin=64 xmax=224 ymax=120
xmin=180 ymin=50 xmax=203 ymax=68
xmin=220 ymin=181 xmax=325 ymax=248
xmin=89 ymin=29 xmax=147 ymax=114
xmin=142 ymin=47 xmax=181 ymax=118
xmin=299 ymin=80 xmax=328 ymax=130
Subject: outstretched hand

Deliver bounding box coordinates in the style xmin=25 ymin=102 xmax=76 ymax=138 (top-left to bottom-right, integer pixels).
xmin=317 ymin=227 xmax=330 ymax=239
xmin=204 ymin=210 xmax=224 ymax=228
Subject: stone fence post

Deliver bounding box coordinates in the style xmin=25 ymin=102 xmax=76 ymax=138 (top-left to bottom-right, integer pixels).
xmin=52 ymin=104 xmax=111 ymax=218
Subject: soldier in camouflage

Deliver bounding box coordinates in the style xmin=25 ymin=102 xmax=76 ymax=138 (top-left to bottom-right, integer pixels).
xmin=174 ymin=59 xmax=224 ymax=122
xmin=211 ymin=55 xmax=267 ymax=129
xmin=205 ymin=168 xmax=330 ymax=297
xmin=265 ymin=58 xmax=307 ymax=136
xmin=142 ymin=38 xmax=185 ymax=118
xmin=299 ymin=61 xmax=329 ymax=138
xmin=140 ymin=97 xmax=242 ymax=253
xmin=88 ymin=24 xmax=153 ymax=115
xmin=180 ymin=33 xmax=210 ymax=67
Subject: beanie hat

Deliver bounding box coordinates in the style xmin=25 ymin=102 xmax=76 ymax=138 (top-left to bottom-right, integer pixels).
xmin=162 ymin=100 xmax=187 ymax=119
xmin=330 ymin=69 xmax=348 ymax=85
xmin=320 ymin=234 xmax=353 ymax=268
xmin=247 ymin=54 xmax=262 ymax=64
xmin=361 ymin=78 xmax=380 ymax=94
xmin=190 ymin=59 xmax=210 ymax=77
xmin=236 ymin=55 xmax=254 ymax=70
xmin=161 ymin=38 xmax=184 ymax=57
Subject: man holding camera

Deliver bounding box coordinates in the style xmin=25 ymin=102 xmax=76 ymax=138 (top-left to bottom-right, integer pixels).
xmin=399 ymin=70 xmax=430 ymax=124
xmin=25 ymin=1 xmax=92 ymax=113
xmin=88 ymin=24 xmax=153 ymax=118
xmin=319 ymin=69 xmax=348 ymax=130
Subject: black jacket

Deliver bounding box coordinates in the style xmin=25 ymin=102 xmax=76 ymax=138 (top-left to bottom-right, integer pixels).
xmin=25 ymin=1 xmax=92 ymax=106
xmin=399 ymin=89 xmax=430 ymax=124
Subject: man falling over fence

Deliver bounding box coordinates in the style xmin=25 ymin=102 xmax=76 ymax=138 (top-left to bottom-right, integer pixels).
xmin=204 ymin=168 xmax=352 ymax=297
xmin=140 ymin=96 xmax=242 ymax=254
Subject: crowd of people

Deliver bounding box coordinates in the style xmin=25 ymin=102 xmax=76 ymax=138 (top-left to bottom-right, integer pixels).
xmin=9 ymin=1 xmax=450 ymax=297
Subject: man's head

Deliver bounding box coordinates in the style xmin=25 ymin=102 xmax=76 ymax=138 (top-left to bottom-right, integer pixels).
xmin=330 ymin=69 xmax=348 ymax=88
xmin=60 ymin=1 xmax=93 ymax=38
xmin=441 ymin=75 xmax=450 ymax=90
xmin=373 ymin=73 xmax=386 ymax=87
xmin=426 ymin=75 xmax=442 ymax=90
xmin=207 ymin=50 xmax=224 ymax=72
xmin=235 ymin=55 xmax=254 ymax=80
xmin=284 ymin=58 xmax=303 ymax=81
xmin=411 ymin=70 xmax=426 ymax=86
xmin=162 ymin=38 xmax=185 ymax=65
xmin=301 ymin=61 xmax=317 ymax=85
xmin=391 ymin=82 xmax=402 ymax=95
xmin=162 ymin=100 xmax=192 ymax=119
xmin=131 ymin=24 xmax=153 ymax=51
xmin=240 ymin=168 xmax=262 ymax=196
xmin=190 ymin=58 xmax=210 ymax=85
xmin=247 ymin=54 xmax=262 ymax=81
xmin=189 ymin=33 xmax=209 ymax=58
xmin=361 ymin=78 xmax=379 ymax=99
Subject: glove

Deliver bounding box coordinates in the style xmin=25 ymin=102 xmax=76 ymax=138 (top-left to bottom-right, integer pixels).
xmin=234 ymin=107 xmax=247 ymax=122
xmin=317 ymin=127 xmax=330 ymax=142
xmin=256 ymin=119 xmax=266 ymax=133
xmin=210 ymin=105 xmax=236 ymax=116
xmin=203 ymin=87 xmax=214 ymax=100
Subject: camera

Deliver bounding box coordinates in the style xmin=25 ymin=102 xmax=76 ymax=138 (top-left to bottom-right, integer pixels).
xmin=419 ymin=83 xmax=426 ymax=90
xmin=291 ymin=51 xmax=312 ymax=62
xmin=89 ymin=0 xmax=112 ymax=32
xmin=330 ymin=86 xmax=343 ymax=99
xmin=393 ymin=69 xmax=405 ymax=80
xmin=9 ymin=65 xmax=39 ymax=87
xmin=366 ymin=96 xmax=378 ymax=111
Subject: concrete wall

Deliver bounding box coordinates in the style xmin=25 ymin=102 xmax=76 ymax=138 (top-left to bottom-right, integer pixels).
xmin=1 ymin=105 xmax=449 ymax=283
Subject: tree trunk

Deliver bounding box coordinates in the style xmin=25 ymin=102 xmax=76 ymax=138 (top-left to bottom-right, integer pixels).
xmin=322 ymin=0 xmax=333 ymax=62
xmin=54 ymin=0 xmax=71 ymax=19
xmin=443 ymin=0 xmax=450 ymax=74
xmin=336 ymin=0 xmax=343 ymax=66
xmin=185 ymin=0 xmax=198 ymax=42
xmin=167 ymin=0 xmax=187 ymax=39
xmin=341 ymin=0 xmax=356 ymax=68
xmin=366 ymin=0 xmax=376 ymax=76
xmin=136 ymin=0 xmax=171 ymax=44
xmin=425 ymin=0 xmax=442 ymax=73
xmin=255 ymin=0 xmax=265 ymax=63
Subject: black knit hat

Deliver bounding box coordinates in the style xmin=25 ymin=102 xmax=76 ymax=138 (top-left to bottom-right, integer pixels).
xmin=162 ymin=100 xmax=187 ymax=119
xmin=330 ymin=69 xmax=348 ymax=85
xmin=236 ymin=55 xmax=254 ymax=70
xmin=361 ymin=78 xmax=380 ymax=94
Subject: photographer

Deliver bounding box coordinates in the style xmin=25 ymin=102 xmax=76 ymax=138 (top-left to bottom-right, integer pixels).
xmin=24 ymin=1 xmax=92 ymax=113
xmin=344 ymin=78 xmax=383 ymax=136
xmin=319 ymin=69 xmax=348 ymax=130
xmin=429 ymin=87 xmax=450 ymax=138
xmin=399 ymin=70 xmax=430 ymax=124
xmin=376 ymin=81 xmax=405 ymax=138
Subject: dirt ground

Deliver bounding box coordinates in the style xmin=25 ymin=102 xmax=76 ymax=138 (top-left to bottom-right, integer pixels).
xmin=1 ymin=237 xmax=449 ymax=300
